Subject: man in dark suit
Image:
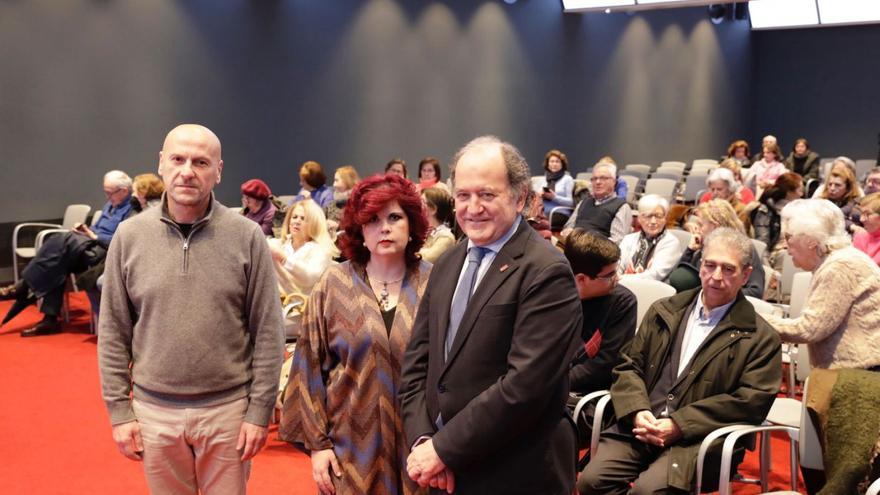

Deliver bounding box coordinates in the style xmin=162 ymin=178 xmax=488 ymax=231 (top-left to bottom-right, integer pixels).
xmin=400 ymin=136 xmax=583 ymax=494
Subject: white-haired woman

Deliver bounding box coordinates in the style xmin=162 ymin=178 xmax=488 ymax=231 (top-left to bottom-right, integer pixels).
xmin=267 ymin=198 xmax=338 ymax=297
xmin=618 ymin=194 xmax=683 ymax=281
xmin=699 ymin=167 xmax=751 ymax=217
xmin=761 ymin=199 xmax=880 ymax=370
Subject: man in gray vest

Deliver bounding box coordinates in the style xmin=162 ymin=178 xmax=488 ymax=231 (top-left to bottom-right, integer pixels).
xmin=577 ymin=227 xmax=781 ymax=494
xmin=562 ymin=162 xmax=632 ymax=243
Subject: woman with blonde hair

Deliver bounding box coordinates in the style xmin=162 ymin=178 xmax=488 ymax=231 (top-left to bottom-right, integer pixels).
xmin=325 ymin=165 xmax=360 ymax=227
xmin=131 ymin=173 xmax=165 ymax=211
xmin=668 ymin=199 xmax=765 ymax=297
xmin=268 ymin=198 xmax=338 ymax=297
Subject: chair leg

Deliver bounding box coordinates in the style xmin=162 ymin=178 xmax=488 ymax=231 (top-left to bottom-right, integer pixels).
xmin=759 ymin=431 xmax=771 ymax=492
xmin=789 ymin=435 xmax=799 ymax=491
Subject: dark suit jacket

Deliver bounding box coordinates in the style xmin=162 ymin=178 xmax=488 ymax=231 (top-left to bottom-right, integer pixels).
xmin=400 ymin=219 xmax=583 ymax=494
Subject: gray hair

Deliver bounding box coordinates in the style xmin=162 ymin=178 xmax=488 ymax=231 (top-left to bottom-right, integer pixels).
xmin=781 ymin=199 xmax=851 ymax=253
xmin=706 ymin=167 xmax=740 ymax=193
xmin=703 ymin=227 xmax=752 ymax=269
xmin=104 ymin=170 xmax=133 ymax=190
xmin=637 ymin=193 xmax=669 ymax=215
xmin=833 ymin=156 xmax=856 ymax=174
xmin=450 ymin=135 xmax=530 ymax=202
xmin=593 ymin=162 xmax=617 ymax=178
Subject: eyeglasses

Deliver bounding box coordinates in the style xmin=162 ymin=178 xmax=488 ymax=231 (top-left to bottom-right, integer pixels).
xmin=639 ymin=213 xmax=665 ymax=221
xmin=103 ymin=188 xmax=124 ymax=197
xmin=590 ymin=176 xmax=615 ymax=183
xmin=592 ymin=269 xmax=618 ymax=282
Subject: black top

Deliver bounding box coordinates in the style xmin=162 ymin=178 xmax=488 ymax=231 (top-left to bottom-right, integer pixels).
xmin=380 ymin=306 xmax=396 ymax=336
xmin=569 ymin=284 xmax=638 ymax=394
xmin=573 ymin=196 xmax=626 ymax=238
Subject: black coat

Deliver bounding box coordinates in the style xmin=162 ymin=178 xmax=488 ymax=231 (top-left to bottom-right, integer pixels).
xmin=400 ymin=219 xmax=583 ymax=494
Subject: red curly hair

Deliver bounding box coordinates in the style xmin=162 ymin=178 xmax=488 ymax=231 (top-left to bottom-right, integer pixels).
xmin=340 ymin=174 xmax=429 ymax=270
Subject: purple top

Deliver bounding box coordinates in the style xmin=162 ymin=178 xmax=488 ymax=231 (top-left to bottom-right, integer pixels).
xmin=243 ymin=200 xmax=276 ymax=236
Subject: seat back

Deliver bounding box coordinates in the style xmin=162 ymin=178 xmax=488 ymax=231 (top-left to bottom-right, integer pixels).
xmin=90 ymin=210 xmax=103 ymax=227
xmin=666 ymin=228 xmax=692 ymax=251
xmin=617 ymin=277 xmax=676 ymax=329
xmin=625 ymin=164 xmax=652 ymax=176
xmin=680 ymin=175 xmax=706 ymax=203
xmin=643 ymin=178 xmax=677 ymax=203
xmin=745 ymin=296 xmax=785 ymax=317
xmin=575 ymin=172 xmax=592 ymax=181
xmin=788 ymin=271 xmax=812 ymax=318
xmin=659 ymin=161 xmax=686 ymax=170
xmin=780 ymin=252 xmax=806 ymax=298
xmin=619 ymin=175 xmax=640 ymax=204
xmin=62 ymin=204 xmax=92 ymax=229
xmin=798 ymin=378 xmax=823 ymax=470
xmin=856 ymin=159 xmax=877 ymax=181
xmin=692 ymin=159 xmax=719 ymax=167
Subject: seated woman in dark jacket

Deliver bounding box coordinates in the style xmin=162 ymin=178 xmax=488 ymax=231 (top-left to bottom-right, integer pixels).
xmin=749 ymin=172 xmax=804 ymax=265
xmin=784 ymin=138 xmax=820 ymax=181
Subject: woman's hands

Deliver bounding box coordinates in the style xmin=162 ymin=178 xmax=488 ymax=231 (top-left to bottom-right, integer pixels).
xmin=311 ymin=448 xmax=342 ymax=494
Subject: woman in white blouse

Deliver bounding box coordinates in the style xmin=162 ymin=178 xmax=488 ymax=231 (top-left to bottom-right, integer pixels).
xmin=268 ymin=198 xmax=337 ymax=296
xmin=618 ymin=194 xmax=683 ymax=281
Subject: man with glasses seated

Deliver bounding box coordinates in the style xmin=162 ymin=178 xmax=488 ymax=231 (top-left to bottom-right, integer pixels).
xmin=562 ymin=162 xmax=632 ymax=243
xmin=577 ymin=227 xmax=781 ymax=495
xmin=563 ymin=230 xmax=637 ymax=451
xmin=1 ymin=171 xmax=133 ymax=336
xmin=863 ymin=167 xmax=880 ymax=195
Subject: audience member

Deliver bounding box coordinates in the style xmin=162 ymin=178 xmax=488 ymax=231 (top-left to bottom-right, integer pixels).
xmin=240 ymin=178 xmax=276 ymax=236
xmin=324 ymin=165 xmax=360 ymax=233
xmin=562 ymin=162 xmax=632 ymax=243
xmin=1 ymin=170 xmax=133 ymax=336
xmin=751 ymin=134 xmax=779 ymax=164
xmin=417 ymin=156 xmax=450 ymax=193
xmin=725 ymin=139 xmax=752 ymax=169
xmin=577 ymin=227 xmax=782 ymax=495
xmin=130 ymin=173 xmax=165 ymax=212
xmin=385 ymin=158 xmax=408 ymax=179
xmin=280 ymin=174 xmax=430 ymax=495
xmin=400 ymin=136 xmax=582 ymax=494
xmin=785 ymin=137 xmax=820 ymax=180
xmin=698 ymin=159 xmax=755 ymax=205
xmin=819 ymin=161 xmax=861 ymax=233
xmin=618 ymin=195 xmax=682 ymax=281
xmin=762 ymin=199 xmax=880 ymax=370
xmin=98 ymin=124 xmax=284 ymax=494
xmin=535 ymin=149 xmax=574 ymax=230
xmin=855 ymin=193 xmax=880 ymax=265
xmin=294 ymin=160 xmax=333 ymax=208
xmin=419 ymin=186 xmax=456 ymax=263
xmin=812 ymin=156 xmax=864 ymax=199
xmin=746 ymin=142 xmax=786 ymax=194
xmin=564 ymin=229 xmax=637 ymax=395
xmin=754 ymin=171 xmax=803 ymax=272
xmin=863 ymin=167 xmax=880 ymax=195
xmin=596 ymin=155 xmax=628 ymax=200
xmin=267 ymin=199 xmax=337 ymax=297
xmin=698 ymin=167 xmax=750 ymax=218
xmin=668 ymin=200 xmax=765 ymax=298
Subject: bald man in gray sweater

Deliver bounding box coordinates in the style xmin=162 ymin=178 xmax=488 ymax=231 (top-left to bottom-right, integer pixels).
xmin=98 ymin=124 xmax=284 ymax=495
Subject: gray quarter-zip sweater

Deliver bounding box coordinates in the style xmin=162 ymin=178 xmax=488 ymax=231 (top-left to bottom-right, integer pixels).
xmin=98 ymin=197 xmax=285 ymax=426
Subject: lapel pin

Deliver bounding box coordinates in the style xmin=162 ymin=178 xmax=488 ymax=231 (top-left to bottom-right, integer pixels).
xmin=500 ymin=264 xmax=509 ymax=272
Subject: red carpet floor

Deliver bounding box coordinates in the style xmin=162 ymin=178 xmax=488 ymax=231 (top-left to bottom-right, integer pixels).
xmin=0 ymin=292 xmax=803 ymax=494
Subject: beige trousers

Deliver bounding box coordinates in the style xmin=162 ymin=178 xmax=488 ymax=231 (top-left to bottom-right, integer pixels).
xmin=133 ymin=397 xmax=250 ymax=495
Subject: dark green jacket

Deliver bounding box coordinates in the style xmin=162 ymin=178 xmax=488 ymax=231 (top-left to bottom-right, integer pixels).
xmin=610 ymin=288 xmax=782 ymax=491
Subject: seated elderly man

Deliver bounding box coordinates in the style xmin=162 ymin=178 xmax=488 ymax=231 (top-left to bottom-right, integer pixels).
xmin=1 ymin=170 xmax=133 ymax=336
xmin=578 ymin=227 xmax=781 ymax=495
xmin=618 ymin=194 xmax=683 ymax=281
xmin=562 ymin=162 xmax=632 ymax=243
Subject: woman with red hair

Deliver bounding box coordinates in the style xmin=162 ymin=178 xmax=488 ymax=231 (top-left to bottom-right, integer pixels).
xmin=281 ymin=174 xmax=431 ymax=495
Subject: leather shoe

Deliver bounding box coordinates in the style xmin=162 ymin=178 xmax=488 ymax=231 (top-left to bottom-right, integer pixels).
xmin=20 ymin=319 xmax=61 ymax=337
